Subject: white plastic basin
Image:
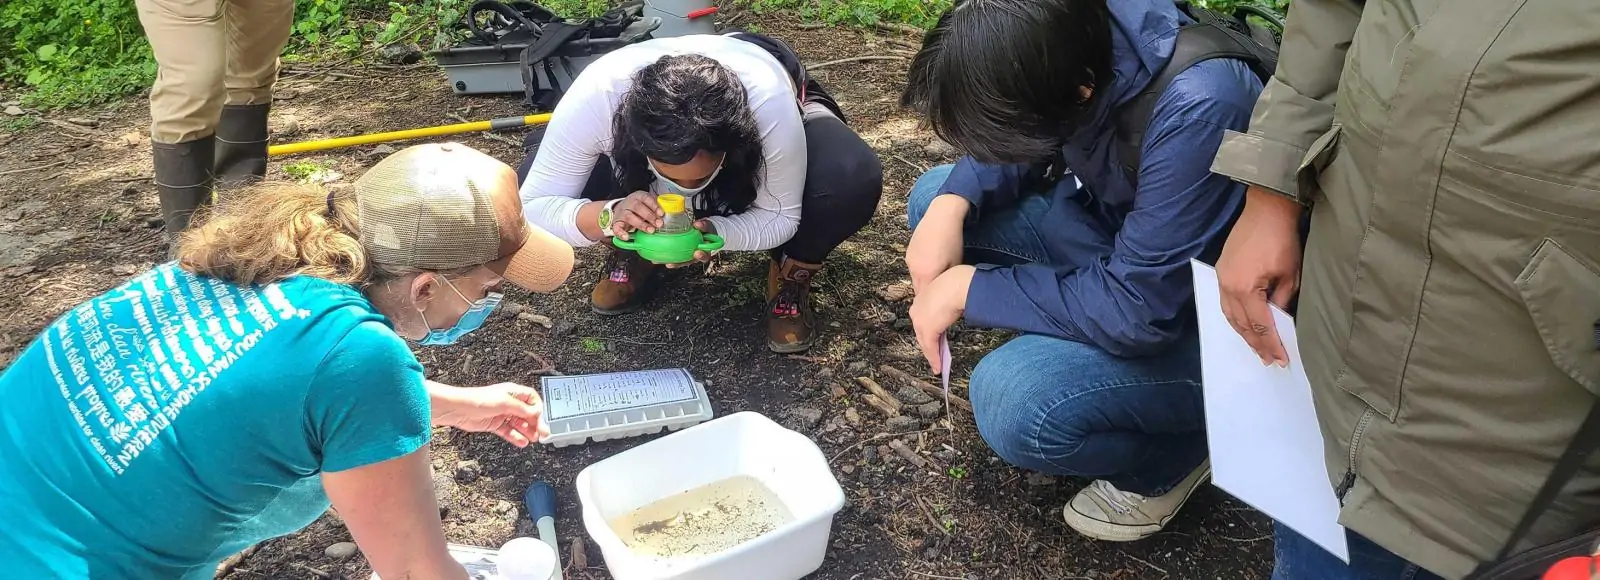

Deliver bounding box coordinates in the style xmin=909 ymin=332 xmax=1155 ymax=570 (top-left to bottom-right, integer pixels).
xmin=575 ymin=411 xmax=845 ymax=580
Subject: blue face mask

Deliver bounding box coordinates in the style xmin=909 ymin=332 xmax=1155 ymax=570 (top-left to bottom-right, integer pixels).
xmin=417 ymin=276 xmax=502 ymax=347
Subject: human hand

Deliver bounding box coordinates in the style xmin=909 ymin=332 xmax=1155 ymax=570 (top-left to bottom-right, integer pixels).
xmin=910 ymin=265 xmax=975 ymax=374
xmin=907 ymin=194 xmax=969 ymax=293
xmin=1217 ymin=186 xmax=1304 ymax=367
xmin=610 ymin=191 xmax=664 ymax=241
xmin=665 ymin=220 xmax=719 ymax=269
xmin=430 ymin=382 xmax=550 ymax=447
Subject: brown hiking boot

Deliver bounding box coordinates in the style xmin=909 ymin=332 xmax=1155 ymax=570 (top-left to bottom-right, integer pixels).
xmin=591 ymin=248 xmax=660 ymax=315
xmin=766 ymin=256 xmax=822 ymax=353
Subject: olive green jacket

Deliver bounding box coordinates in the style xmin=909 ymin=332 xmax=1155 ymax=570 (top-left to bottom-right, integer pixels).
xmin=1211 ymin=1 xmax=1600 ymax=577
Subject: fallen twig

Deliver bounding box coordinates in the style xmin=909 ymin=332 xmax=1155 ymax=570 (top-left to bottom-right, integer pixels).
xmin=888 ymin=439 xmax=929 ymax=469
xmin=570 ymin=538 xmax=588 ymax=570
xmin=855 ymin=377 xmax=903 ymax=414
xmin=0 ymin=160 xmax=68 ymax=177
xmin=878 ymin=364 xmax=973 ymax=413
xmin=883 ymin=37 xmax=920 ymax=51
xmin=214 ymin=544 xmax=259 ymax=577
xmin=1217 ymin=533 xmax=1273 ymax=543
xmin=291 ymin=563 xmax=333 ymax=578
xmin=797 ymin=22 xmax=828 ymax=30
xmin=786 ymin=354 xmax=829 ymax=363
xmin=875 ymin=21 xmax=925 ymax=36
xmin=891 ymin=154 xmax=927 ymax=174
xmin=111 ymin=175 xmax=150 ymax=183
xmin=42 ymin=118 xmax=95 ymax=135
xmin=806 ymin=55 xmax=906 ymax=71
xmin=916 ymin=496 xmax=950 ymax=537
xmin=861 ymin=394 xmax=901 ymax=418
xmin=910 ymin=571 xmax=964 ymax=580
xmin=1126 ymin=554 xmax=1169 ymax=577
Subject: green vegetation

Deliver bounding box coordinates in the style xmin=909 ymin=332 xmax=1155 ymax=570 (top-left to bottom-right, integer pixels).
xmin=0 ymin=0 xmax=1287 ymax=109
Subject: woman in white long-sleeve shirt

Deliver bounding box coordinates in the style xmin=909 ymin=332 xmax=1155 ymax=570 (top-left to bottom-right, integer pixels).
xmin=517 ymin=32 xmax=883 ymax=353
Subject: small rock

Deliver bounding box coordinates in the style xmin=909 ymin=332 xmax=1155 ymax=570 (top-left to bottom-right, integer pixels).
xmin=277 ymin=115 xmax=301 ymax=135
xmin=843 ymin=407 xmax=862 ymax=427
xmin=3 ymin=106 xmax=24 ymax=116
xmin=121 ymin=184 xmax=139 ymax=196
xmin=789 ymin=406 xmax=824 ymax=429
xmin=897 ymin=387 xmax=935 ymax=405
xmin=454 ymin=459 xmax=481 ymax=482
xmin=893 ymin=318 xmax=912 ymax=330
xmin=916 ymin=401 xmax=944 ymax=419
xmin=847 ymin=361 xmax=869 ymax=373
xmin=432 ymin=473 xmax=460 ymax=505
xmin=830 ymin=321 xmax=842 ymax=328
xmin=325 ymin=508 xmax=346 ymax=528
xmin=111 ymin=264 xmax=139 ymax=276
xmin=932 ymin=448 xmax=958 ymax=463
xmin=3 ymin=265 xmax=37 ymax=278
xmin=494 ymin=500 xmax=516 ymax=516
xmin=117 ymin=222 xmax=133 ymax=232
xmin=379 ymin=42 xmax=424 ymax=64
xmin=366 ymin=144 xmax=396 ymax=158
xmin=570 ymin=538 xmax=589 ymax=571
xmin=924 ymin=138 xmax=959 ymax=157
xmin=863 ymin=445 xmax=879 ymax=464
xmin=145 ymin=217 xmax=165 ymax=230
xmin=517 ymin=311 xmax=553 ymax=328
xmin=887 ymin=416 xmax=921 ymax=433
xmin=324 ymin=542 xmax=358 ymax=560
xmin=877 ymin=444 xmax=895 ymax=463
xmin=120 ymin=132 xmax=145 ymax=147
xmin=1025 ymin=472 xmax=1055 ymax=487
xmin=877 ymin=283 xmax=913 ymax=303
xmin=3 ymin=208 xmax=23 ymax=221
xmin=841 ymin=464 xmax=856 ymax=474
xmin=0 ymin=100 xmax=16 ymax=106
xmin=66 ymin=117 xmax=99 ymax=128
xmin=272 ymin=88 xmax=300 ymax=101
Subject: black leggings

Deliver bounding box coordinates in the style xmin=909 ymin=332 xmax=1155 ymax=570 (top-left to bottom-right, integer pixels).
xmin=515 ymin=111 xmax=882 ymax=264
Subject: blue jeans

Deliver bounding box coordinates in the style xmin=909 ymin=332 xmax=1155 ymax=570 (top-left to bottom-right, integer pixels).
xmin=1273 ymin=522 xmax=1446 ymax=580
xmin=906 ymin=165 xmax=1207 ymax=496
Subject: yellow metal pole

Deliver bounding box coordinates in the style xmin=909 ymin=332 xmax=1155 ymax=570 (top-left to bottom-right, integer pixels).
xmin=267 ymin=113 xmax=553 ymax=157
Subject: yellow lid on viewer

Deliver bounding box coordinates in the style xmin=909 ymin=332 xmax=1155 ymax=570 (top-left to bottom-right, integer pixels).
xmin=657 ymin=194 xmax=686 ymax=214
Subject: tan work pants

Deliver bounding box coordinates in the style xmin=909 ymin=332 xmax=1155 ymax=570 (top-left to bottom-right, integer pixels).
xmin=134 ymin=0 xmax=296 ymax=144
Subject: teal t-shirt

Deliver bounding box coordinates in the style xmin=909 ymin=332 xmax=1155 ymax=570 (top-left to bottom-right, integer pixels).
xmin=0 ymin=264 xmax=431 ymax=578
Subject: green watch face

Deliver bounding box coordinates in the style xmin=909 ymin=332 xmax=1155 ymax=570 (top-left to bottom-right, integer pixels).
xmin=599 ymin=206 xmax=613 ymax=230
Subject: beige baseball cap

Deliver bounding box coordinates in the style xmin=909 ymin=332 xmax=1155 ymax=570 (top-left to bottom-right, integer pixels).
xmin=352 ymin=142 xmax=574 ymax=292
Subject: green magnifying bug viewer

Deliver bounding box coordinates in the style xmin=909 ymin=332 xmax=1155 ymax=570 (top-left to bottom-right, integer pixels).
xmin=611 ymin=193 xmax=725 ymax=264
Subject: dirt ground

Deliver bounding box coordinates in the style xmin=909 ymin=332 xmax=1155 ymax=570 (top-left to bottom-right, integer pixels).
xmin=0 ymin=11 xmax=1274 ymax=580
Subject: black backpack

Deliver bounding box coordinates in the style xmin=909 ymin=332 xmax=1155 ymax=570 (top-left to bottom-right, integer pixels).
xmin=1110 ymin=1 xmax=1282 ymax=186
xmin=459 ymin=0 xmax=655 ymax=110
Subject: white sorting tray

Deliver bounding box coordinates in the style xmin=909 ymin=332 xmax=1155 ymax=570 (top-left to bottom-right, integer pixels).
xmin=538 ymin=368 xmax=714 ymax=448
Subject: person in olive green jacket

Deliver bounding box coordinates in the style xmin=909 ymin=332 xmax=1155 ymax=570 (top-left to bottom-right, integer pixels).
xmin=1210 ymin=0 xmax=1600 ymax=578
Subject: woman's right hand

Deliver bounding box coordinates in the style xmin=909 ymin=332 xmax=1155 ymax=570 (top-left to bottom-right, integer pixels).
xmin=610 ymin=191 xmax=664 ymax=241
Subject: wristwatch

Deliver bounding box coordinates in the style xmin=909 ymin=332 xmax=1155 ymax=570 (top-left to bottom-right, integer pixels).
xmin=597 ymin=198 xmax=624 ymax=236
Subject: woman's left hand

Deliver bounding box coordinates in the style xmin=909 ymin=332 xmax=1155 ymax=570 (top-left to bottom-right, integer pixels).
xmin=429 ymin=382 xmax=551 ymax=447
xmin=665 ymin=220 xmax=720 ymax=269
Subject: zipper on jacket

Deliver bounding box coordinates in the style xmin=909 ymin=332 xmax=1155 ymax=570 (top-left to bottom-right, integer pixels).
xmin=1335 ymin=408 xmax=1377 ymax=503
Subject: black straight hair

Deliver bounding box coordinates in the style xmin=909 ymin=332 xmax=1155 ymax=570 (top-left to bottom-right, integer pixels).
xmin=901 ymin=0 xmax=1115 ymax=164
xmin=611 ymin=54 xmax=766 ymax=216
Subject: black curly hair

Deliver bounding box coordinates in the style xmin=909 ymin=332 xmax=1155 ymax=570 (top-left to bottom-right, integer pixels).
xmin=611 ymin=53 xmax=766 ymax=216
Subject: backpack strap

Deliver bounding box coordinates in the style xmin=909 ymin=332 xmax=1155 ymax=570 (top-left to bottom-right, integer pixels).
xmin=1490 ymin=402 xmax=1600 ymax=565
xmin=1111 ymin=4 xmax=1277 ymax=186
xmin=519 ymin=19 xmax=590 ymax=110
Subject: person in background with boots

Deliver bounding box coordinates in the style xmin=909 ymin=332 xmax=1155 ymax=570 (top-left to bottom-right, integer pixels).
xmin=899 ymin=0 xmax=1262 ymax=541
xmin=516 ymin=33 xmax=884 ymax=353
xmin=134 ymin=0 xmax=290 ymax=247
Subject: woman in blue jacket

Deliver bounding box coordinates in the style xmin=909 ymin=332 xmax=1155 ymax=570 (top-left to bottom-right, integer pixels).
xmin=900 ymin=0 xmax=1263 ymax=540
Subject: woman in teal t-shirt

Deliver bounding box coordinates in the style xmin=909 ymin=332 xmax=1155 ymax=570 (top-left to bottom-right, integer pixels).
xmin=0 ymin=143 xmax=576 ymax=579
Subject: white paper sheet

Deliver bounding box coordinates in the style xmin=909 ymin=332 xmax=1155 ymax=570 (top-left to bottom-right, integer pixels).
xmin=1190 ymin=259 xmax=1350 ymax=562
xmin=540 ymin=369 xmax=699 ymax=420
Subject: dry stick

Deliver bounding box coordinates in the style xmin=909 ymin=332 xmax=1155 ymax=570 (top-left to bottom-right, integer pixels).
xmin=891 ymin=154 xmax=927 ymax=174
xmin=797 ymin=22 xmax=828 ymax=30
xmin=861 ymin=394 xmax=901 ymax=418
xmin=916 ymin=496 xmax=950 ymax=537
xmin=888 ymin=439 xmax=929 ymax=469
xmin=214 ymin=544 xmax=259 ymax=578
xmin=883 ymin=37 xmax=920 ymax=50
xmin=827 ymin=427 xmax=937 ymax=464
xmin=806 ymin=55 xmax=906 ymax=71
xmin=910 ymin=571 xmax=964 ymax=580
xmin=878 ymin=365 xmax=973 ymax=413
xmin=875 ymin=21 xmax=925 ymax=36
xmin=570 ymin=538 xmax=589 ymax=570
xmin=0 ymin=160 xmax=68 ymax=177
xmin=1126 ymin=554 xmax=1170 ymax=577
xmin=854 ymin=377 xmax=903 ymax=413
xmin=290 ymin=563 xmax=333 ymax=578
xmin=42 ymin=118 xmax=95 ymax=135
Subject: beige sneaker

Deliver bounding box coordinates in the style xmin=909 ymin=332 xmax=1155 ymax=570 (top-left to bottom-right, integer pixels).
xmin=1061 ymin=459 xmax=1211 ymax=541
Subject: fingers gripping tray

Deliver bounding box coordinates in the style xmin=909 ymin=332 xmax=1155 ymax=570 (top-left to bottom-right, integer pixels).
xmin=538 ymin=369 xmax=714 ymax=448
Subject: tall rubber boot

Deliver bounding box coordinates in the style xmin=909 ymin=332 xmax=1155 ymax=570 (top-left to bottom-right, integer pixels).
xmin=152 ymin=137 xmax=215 ymax=256
xmin=214 ymin=103 xmax=270 ymax=189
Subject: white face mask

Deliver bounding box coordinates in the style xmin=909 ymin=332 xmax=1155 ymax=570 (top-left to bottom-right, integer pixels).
xmin=647 ymin=156 xmax=724 ymax=196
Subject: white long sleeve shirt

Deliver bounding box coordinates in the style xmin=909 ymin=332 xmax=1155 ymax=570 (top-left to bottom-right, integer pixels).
xmin=519 ymin=34 xmax=807 ymax=252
